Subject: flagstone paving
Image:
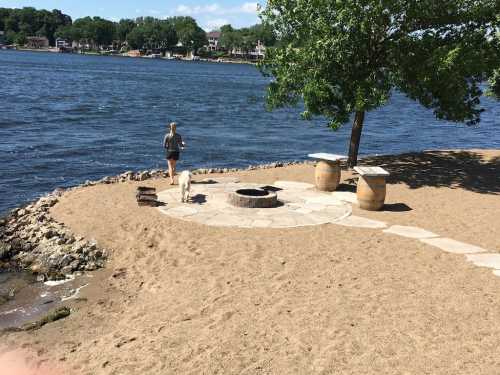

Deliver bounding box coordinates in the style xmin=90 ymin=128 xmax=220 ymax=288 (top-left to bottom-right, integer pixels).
xmin=335 ymin=215 xmax=387 ymax=229
xmin=157 ymin=181 xmax=352 ymax=229
xmin=465 ymin=254 xmax=500 ymax=269
xmin=420 ymin=238 xmax=487 ymax=254
xmin=383 ymin=225 xmax=439 ymax=239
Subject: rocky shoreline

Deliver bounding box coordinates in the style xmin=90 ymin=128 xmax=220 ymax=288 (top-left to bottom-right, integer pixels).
xmin=0 ymin=160 xmax=314 ymax=280
xmin=0 ymin=191 xmax=106 ymax=280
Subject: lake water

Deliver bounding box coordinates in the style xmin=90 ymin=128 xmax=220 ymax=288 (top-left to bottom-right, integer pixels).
xmin=1 ymin=50 xmax=499 ymax=214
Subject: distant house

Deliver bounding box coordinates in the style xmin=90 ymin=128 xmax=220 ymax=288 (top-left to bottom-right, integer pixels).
xmin=206 ymin=31 xmax=221 ymax=51
xmin=26 ymin=36 xmax=49 ymax=49
xmin=55 ymin=38 xmax=70 ymax=49
xmin=0 ymin=31 xmax=5 ymax=46
xmin=249 ymin=40 xmax=266 ymax=59
xmin=231 ymin=40 xmax=266 ymax=59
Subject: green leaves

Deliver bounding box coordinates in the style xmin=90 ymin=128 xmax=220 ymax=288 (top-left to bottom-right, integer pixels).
xmin=128 ymin=18 xmax=180 ymax=51
xmin=261 ymin=0 xmax=500 ymax=165
xmin=488 ymin=69 xmax=500 ymax=99
xmin=0 ymin=6 xmax=72 ymax=45
xmin=261 ymin=0 xmax=500 ymax=129
xmin=169 ymin=17 xmax=207 ymax=52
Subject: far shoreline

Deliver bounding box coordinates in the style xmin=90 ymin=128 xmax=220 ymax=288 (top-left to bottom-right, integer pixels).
xmin=2 ymin=48 xmax=258 ymax=65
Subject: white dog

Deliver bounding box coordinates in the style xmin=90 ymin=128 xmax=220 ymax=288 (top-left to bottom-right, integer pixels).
xmin=179 ymin=170 xmax=192 ymax=203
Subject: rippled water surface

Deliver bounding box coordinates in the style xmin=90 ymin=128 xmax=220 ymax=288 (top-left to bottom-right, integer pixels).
xmin=1 ymin=50 xmax=499 ymax=214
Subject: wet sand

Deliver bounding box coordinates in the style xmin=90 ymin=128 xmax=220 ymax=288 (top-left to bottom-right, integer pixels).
xmin=1 ymin=149 xmax=499 ymax=374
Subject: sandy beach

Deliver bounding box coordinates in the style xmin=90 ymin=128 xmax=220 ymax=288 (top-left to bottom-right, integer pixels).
xmin=1 ymin=149 xmax=499 ymax=374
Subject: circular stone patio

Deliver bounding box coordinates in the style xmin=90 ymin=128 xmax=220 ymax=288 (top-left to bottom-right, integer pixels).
xmin=157 ymin=179 xmax=352 ymax=228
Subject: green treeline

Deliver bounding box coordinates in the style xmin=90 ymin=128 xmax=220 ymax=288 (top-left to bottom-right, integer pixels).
xmin=0 ymin=7 xmax=71 ymax=45
xmin=0 ymin=6 xmax=275 ymax=54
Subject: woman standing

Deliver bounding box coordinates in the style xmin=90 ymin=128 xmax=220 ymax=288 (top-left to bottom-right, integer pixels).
xmin=163 ymin=122 xmax=185 ymax=185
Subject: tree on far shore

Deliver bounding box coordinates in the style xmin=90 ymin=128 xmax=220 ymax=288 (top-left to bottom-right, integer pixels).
xmin=260 ymin=0 xmax=500 ymax=167
xmin=0 ymin=7 xmax=71 ymax=45
xmin=126 ymin=18 xmax=178 ymax=54
xmin=170 ymin=16 xmax=207 ymax=54
xmin=116 ymin=19 xmax=136 ymax=44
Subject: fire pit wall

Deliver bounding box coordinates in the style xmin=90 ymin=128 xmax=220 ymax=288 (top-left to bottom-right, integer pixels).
xmin=228 ymin=188 xmax=278 ymax=208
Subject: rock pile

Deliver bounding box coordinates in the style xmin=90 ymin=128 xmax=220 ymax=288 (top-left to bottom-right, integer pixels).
xmin=0 ymin=191 xmax=107 ymax=279
xmin=78 ymin=160 xmax=314 ymax=188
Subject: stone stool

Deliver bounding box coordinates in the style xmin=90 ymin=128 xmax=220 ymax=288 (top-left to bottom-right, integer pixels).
xmin=354 ymin=166 xmax=390 ymax=211
xmin=308 ymin=153 xmax=347 ymax=191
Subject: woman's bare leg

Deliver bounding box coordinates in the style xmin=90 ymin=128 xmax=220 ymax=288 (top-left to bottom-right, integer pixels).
xmin=171 ymin=160 xmax=177 ymax=183
xmin=167 ymin=159 xmax=175 ymax=184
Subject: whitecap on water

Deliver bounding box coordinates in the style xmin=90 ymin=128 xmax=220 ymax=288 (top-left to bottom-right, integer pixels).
xmin=44 ymin=275 xmax=75 ymax=287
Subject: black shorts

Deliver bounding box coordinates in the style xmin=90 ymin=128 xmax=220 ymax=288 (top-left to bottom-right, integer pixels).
xmin=166 ymin=151 xmax=180 ymax=161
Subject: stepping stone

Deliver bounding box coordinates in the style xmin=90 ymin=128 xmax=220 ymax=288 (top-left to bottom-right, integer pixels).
xmin=306 ymin=213 xmax=331 ymax=225
xmin=303 ymin=202 xmax=327 ymax=211
xmin=331 ymin=191 xmax=358 ymax=204
xmin=293 ymin=214 xmax=322 ymax=227
xmin=322 ymin=206 xmax=352 ymax=222
xmin=466 ymin=254 xmax=500 ymax=270
xmin=420 ymin=238 xmax=487 ymax=254
xmin=383 ymin=225 xmax=439 ymax=239
xmin=273 ymin=215 xmax=300 ymax=228
xmin=306 ymin=196 xmax=344 ymax=206
xmin=234 ymin=216 xmax=254 ymax=228
xmin=274 ymin=181 xmax=315 ymax=190
xmin=334 ymin=215 xmax=387 ymax=229
xmin=276 ymin=191 xmax=306 ymax=203
xmin=295 ymin=208 xmax=314 ymax=215
xmin=252 ymin=219 xmax=272 ymax=228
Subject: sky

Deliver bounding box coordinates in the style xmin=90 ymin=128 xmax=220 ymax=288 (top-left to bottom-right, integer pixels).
xmin=0 ymin=0 xmax=263 ymax=30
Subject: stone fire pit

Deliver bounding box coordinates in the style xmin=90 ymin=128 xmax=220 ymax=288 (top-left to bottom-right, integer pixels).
xmin=156 ymin=180 xmax=352 ymax=229
xmin=228 ymin=188 xmax=278 ymax=208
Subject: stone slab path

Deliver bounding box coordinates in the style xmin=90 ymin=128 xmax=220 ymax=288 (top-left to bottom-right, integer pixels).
xmin=335 ymin=215 xmax=387 ymax=229
xmin=157 ymin=179 xmax=499 ymax=279
xmin=466 ymin=254 xmax=500 ymax=269
xmin=383 ymin=225 xmax=439 ymax=239
xmin=421 ymin=238 xmax=487 ymax=254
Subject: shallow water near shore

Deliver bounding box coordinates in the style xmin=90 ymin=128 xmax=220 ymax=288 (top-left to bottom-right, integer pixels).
xmin=0 ymin=271 xmax=90 ymax=329
xmin=1 ymin=50 xmax=500 ymax=215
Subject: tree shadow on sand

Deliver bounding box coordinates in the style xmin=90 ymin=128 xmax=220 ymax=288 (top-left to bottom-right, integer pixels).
xmin=359 ymin=150 xmax=499 ymax=195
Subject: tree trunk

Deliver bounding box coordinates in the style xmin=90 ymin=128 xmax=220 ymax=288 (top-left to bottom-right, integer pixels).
xmin=347 ymin=111 xmax=365 ymax=168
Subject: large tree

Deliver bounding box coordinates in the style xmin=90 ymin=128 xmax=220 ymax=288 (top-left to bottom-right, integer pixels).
xmin=219 ymin=24 xmax=242 ymax=54
xmin=0 ymin=7 xmax=71 ymax=45
xmin=170 ymin=16 xmax=207 ymax=53
xmin=127 ymin=18 xmax=178 ymax=53
xmin=260 ymin=0 xmax=500 ymax=167
xmin=70 ymin=16 xmax=115 ymax=49
xmin=116 ymin=19 xmax=136 ymax=43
